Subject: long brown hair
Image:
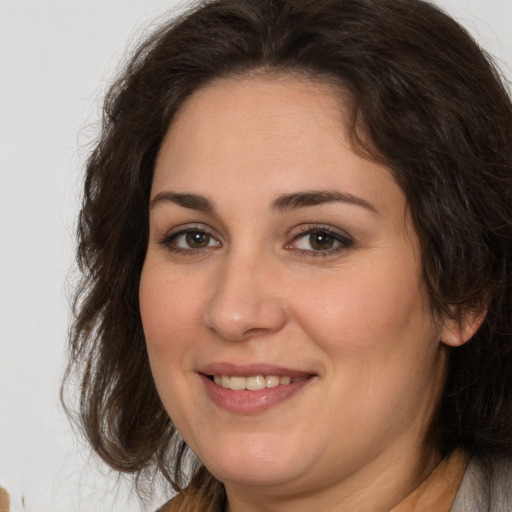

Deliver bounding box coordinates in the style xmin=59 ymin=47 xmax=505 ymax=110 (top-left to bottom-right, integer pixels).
xmin=63 ymin=0 xmax=512 ymax=497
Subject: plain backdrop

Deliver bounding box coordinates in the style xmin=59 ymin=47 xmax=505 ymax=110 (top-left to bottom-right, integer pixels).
xmin=0 ymin=1 xmax=511 ymax=511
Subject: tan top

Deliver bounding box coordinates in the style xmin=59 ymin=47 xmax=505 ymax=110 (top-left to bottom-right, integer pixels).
xmin=0 ymin=486 xmax=10 ymax=512
xmin=160 ymin=450 xmax=468 ymax=512
xmin=390 ymin=450 xmax=468 ymax=512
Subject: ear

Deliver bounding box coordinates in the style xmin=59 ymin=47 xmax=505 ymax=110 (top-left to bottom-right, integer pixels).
xmin=440 ymin=307 xmax=487 ymax=347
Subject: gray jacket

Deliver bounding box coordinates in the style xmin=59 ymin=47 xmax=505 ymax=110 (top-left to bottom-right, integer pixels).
xmin=451 ymin=456 xmax=512 ymax=511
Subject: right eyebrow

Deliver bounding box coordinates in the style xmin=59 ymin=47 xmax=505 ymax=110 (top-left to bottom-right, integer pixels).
xmin=150 ymin=192 xmax=215 ymax=213
xmin=271 ymin=190 xmax=379 ymax=216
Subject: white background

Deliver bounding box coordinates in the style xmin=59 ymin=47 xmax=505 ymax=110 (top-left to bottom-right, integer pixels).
xmin=0 ymin=1 xmax=511 ymax=511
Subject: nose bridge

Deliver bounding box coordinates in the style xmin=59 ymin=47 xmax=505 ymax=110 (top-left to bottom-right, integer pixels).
xmin=202 ymin=246 xmax=287 ymax=341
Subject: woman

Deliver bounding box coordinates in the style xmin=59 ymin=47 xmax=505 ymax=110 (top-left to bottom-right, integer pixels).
xmin=64 ymin=0 xmax=512 ymax=510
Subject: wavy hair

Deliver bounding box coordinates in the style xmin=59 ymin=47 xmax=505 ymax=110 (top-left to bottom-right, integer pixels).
xmin=63 ymin=0 xmax=512 ymax=497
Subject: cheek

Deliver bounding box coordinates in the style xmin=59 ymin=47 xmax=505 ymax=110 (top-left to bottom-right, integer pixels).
xmin=139 ymin=260 xmax=204 ymax=360
xmin=139 ymin=260 xmax=207 ymax=425
xmin=293 ymin=258 xmax=430 ymax=354
xmin=290 ymin=260 xmax=443 ymax=436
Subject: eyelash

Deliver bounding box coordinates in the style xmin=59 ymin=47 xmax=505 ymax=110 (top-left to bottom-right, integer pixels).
xmin=286 ymin=224 xmax=353 ymax=257
xmin=158 ymin=224 xmax=221 ymax=256
xmin=158 ymin=224 xmax=353 ymax=257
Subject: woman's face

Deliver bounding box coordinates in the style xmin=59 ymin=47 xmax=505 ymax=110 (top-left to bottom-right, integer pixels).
xmin=140 ymin=75 xmax=450 ymax=505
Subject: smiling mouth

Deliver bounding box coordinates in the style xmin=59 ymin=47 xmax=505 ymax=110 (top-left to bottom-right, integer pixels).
xmin=202 ymin=371 xmax=315 ymax=413
xmin=209 ymin=374 xmax=309 ymax=391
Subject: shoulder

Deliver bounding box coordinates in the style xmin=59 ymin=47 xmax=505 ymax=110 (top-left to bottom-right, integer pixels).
xmin=451 ymin=454 xmax=512 ymax=512
xmin=155 ymin=493 xmax=190 ymax=512
xmin=155 ymin=496 xmax=176 ymax=512
xmin=155 ymin=492 xmax=197 ymax=512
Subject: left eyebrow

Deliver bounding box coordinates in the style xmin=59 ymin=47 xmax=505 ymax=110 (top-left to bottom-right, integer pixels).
xmin=150 ymin=192 xmax=215 ymax=213
xmin=271 ymin=190 xmax=379 ymax=215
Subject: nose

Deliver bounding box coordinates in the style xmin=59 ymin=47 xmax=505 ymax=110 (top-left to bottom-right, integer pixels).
xmin=201 ymin=252 xmax=287 ymax=341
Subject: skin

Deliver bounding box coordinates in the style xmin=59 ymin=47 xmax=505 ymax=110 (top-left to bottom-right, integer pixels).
xmin=139 ymin=75 xmax=462 ymax=511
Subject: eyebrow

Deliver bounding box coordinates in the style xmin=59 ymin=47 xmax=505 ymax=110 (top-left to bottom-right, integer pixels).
xmin=150 ymin=192 xmax=215 ymax=212
xmin=150 ymin=189 xmax=378 ymax=215
xmin=271 ymin=190 xmax=379 ymax=215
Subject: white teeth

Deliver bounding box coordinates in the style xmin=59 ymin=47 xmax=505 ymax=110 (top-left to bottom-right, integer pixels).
xmin=246 ymin=375 xmax=266 ymax=390
xmin=212 ymin=374 xmax=304 ymax=390
xmin=266 ymin=375 xmax=280 ymax=388
xmin=229 ymin=376 xmax=246 ymax=390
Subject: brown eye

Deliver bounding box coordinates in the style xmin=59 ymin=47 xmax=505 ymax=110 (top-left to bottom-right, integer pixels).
xmin=309 ymin=232 xmax=335 ymax=251
xmin=163 ymin=228 xmax=221 ymax=252
xmin=186 ymin=231 xmax=211 ymax=248
xmin=290 ymin=227 xmax=353 ymax=255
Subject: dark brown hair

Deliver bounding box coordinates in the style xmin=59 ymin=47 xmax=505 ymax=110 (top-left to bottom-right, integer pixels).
xmin=63 ymin=0 xmax=512 ymax=496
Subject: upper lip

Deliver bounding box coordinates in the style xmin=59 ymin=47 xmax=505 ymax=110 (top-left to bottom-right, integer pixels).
xmin=199 ymin=362 xmax=315 ymax=379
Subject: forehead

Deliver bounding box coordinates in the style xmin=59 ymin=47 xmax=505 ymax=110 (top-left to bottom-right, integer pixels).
xmin=158 ymin=74 xmax=345 ymax=164
xmin=152 ymin=74 xmax=402 ymax=216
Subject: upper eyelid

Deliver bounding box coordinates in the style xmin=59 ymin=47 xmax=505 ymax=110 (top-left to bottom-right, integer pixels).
xmin=287 ymin=224 xmax=354 ymax=252
xmin=289 ymin=223 xmax=352 ymax=239
xmin=156 ymin=223 xmax=222 ymax=246
xmin=160 ymin=222 xmax=219 ymax=237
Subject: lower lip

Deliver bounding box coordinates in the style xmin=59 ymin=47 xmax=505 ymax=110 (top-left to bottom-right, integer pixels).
xmin=201 ymin=375 xmax=313 ymax=414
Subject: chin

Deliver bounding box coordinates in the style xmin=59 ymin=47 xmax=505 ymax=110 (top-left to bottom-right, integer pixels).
xmin=196 ymin=434 xmax=310 ymax=488
xmin=210 ymin=462 xmax=304 ymax=490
